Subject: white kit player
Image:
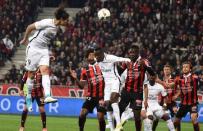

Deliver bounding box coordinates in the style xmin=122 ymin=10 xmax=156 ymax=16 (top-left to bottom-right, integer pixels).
xmin=94 ymin=47 xmax=130 ymax=131
xmin=143 ymin=75 xmax=175 ymax=131
xmin=20 ymin=8 xmax=69 ymax=111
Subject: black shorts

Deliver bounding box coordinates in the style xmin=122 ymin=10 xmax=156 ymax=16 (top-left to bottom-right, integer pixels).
xmin=82 ymin=97 xmax=106 ymax=114
xmin=176 ymin=104 xmax=198 ymax=119
xmin=119 ymin=89 xmax=143 ymax=112
xmin=167 ymin=101 xmax=177 ymax=117
xmin=25 ymin=96 xmax=45 ymax=107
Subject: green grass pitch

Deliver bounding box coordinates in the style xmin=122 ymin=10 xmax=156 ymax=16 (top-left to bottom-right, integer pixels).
xmin=0 ymin=114 xmax=202 ymax=131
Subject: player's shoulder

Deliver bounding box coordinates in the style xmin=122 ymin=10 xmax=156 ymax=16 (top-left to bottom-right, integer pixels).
xmin=140 ymin=58 xmax=150 ymax=66
xmin=106 ymin=53 xmax=116 ymax=59
xmin=155 ymin=83 xmax=164 ymax=89
xmin=174 ymin=75 xmax=181 ymax=81
xmin=36 ymin=19 xmax=55 ymax=26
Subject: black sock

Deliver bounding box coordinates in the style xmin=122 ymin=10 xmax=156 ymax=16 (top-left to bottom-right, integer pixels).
xmin=193 ymin=123 xmax=200 ymax=131
xmin=21 ymin=110 xmax=28 ymax=127
xmin=135 ymin=119 xmax=141 ymax=131
xmin=79 ymin=116 xmax=86 ymax=131
xmin=152 ymin=120 xmax=159 ymax=131
xmin=99 ymin=120 xmax=106 ymax=131
xmin=174 ymin=122 xmax=181 ymax=131
xmin=40 ymin=112 xmax=46 ymax=128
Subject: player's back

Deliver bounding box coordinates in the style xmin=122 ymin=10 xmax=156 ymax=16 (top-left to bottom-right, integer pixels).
xmin=98 ymin=53 xmax=130 ymax=82
xmin=29 ymin=19 xmax=58 ymax=49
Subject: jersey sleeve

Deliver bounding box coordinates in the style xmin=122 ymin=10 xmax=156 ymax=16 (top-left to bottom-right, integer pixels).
xmin=121 ymin=62 xmax=128 ymax=70
xmin=35 ymin=19 xmax=51 ymax=30
xmin=80 ymin=68 xmax=87 ymax=81
xmin=143 ymin=73 xmax=148 ymax=85
xmin=22 ymin=72 xmax=28 ymax=82
xmin=120 ymin=69 xmax=127 ymax=84
xmin=108 ymin=54 xmax=130 ymax=63
xmin=192 ymin=74 xmax=199 ymax=90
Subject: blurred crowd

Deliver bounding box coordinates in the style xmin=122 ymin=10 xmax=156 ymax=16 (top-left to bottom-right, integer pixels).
xmin=1 ymin=0 xmax=203 ymax=90
xmin=0 ymin=0 xmax=42 ymax=66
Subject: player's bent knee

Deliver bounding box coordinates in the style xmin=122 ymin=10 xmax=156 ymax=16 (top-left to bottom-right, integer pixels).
xmin=162 ymin=114 xmax=170 ymax=121
xmin=40 ymin=66 xmax=49 ymax=74
xmin=148 ymin=115 xmax=154 ymax=121
xmin=39 ymin=107 xmax=45 ymax=113
xmin=174 ymin=118 xmax=180 ymax=126
xmin=191 ymin=114 xmax=198 ymax=124
xmin=141 ymin=110 xmax=147 ymax=119
xmin=97 ymin=113 xmax=105 ymax=121
xmin=110 ymin=92 xmax=119 ymax=103
xmin=80 ymin=109 xmax=88 ymax=117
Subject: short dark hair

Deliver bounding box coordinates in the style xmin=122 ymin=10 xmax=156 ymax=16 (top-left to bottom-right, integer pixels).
xmin=94 ymin=46 xmax=104 ymax=52
xmin=182 ymin=61 xmax=192 ymax=69
xmin=130 ymin=44 xmax=139 ymax=50
xmin=55 ymin=7 xmax=69 ymax=20
xmin=85 ymin=48 xmax=94 ymax=58
xmin=164 ymin=64 xmax=172 ymax=69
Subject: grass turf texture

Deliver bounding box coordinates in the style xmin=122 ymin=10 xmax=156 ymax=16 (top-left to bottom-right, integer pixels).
xmin=0 ymin=114 xmax=202 ymax=131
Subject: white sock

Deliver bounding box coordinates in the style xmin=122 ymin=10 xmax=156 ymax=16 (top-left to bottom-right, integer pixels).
xmin=42 ymin=75 xmax=51 ymax=97
xmin=121 ymin=108 xmax=133 ymax=122
xmin=107 ymin=111 xmax=114 ymax=131
xmin=143 ymin=118 xmax=152 ymax=131
xmin=166 ymin=119 xmax=175 ymax=131
xmin=26 ymin=78 xmax=34 ymax=98
xmin=111 ymin=103 xmax=121 ymax=126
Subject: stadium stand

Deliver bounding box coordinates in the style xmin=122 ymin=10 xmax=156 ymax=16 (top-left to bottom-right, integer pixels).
xmin=0 ymin=0 xmax=43 ymax=81
xmin=49 ymin=0 xmax=203 ymax=87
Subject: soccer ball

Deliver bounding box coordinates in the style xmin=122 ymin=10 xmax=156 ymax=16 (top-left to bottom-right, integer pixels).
xmin=97 ymin=8 xmax=110 ymax=20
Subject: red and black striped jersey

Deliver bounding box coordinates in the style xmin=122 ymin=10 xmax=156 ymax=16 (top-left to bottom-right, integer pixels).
xmin=21 ymin=70 xmax=44 ymax=98
xmin=163 ymin=76 xmax=176 ymax=104
xmin=122 ymin=58 xmax=151 ymax=93
xmin=80 ymin=63 xmax=105 ymax=99
xmin=175 ymin=73 xmax=198 ymax=105
xmin=32 ymin=69 xmax=43 ymax=97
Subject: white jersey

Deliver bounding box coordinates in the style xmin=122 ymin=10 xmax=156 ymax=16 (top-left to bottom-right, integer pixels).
xmin=98 ymin=53 xmax=130 ymax=82
xmin=147 ymin=82 xmax=167 ymax=103
xmin=29 ymin=19 xmax=58 ymax=49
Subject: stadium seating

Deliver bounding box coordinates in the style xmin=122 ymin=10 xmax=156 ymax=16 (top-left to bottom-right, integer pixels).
xmin=0 ymin=0 xmax=42 ymax=82
xmin=49 ymin=0 xmax=203 ymax=87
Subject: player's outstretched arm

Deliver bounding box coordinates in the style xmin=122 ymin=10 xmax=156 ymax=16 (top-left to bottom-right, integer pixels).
xmin=143 ymin=84 xmax=148 ymax=109
xmin=20 ymin=23 xmax=36 ymax=44
xmin=69 ymin=68 xmax=86 ymax=89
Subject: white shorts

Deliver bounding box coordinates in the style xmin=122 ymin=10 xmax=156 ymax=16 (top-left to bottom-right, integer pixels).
xmin=104 ymin=78 xmax=120 ymax=101
xmin=146 ymin=102 xmax=165 ymax=119
xmin=25 ymin=45 xmax=49 ymax=71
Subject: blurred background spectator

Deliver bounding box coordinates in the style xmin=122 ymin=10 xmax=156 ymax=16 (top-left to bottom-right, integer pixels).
xmin=0 ymin=0 xmax=42 ymax=66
